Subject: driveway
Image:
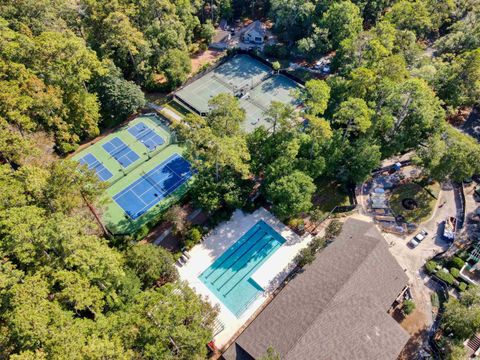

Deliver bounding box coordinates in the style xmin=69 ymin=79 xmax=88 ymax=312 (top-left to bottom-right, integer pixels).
xmin=384 ymin=185 xmax=456 ymax=329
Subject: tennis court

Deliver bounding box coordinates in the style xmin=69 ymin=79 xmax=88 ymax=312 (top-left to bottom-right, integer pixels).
xmin=175 ymin=55 xmax=272 ymax=114
xmin=78 ymin=153 xmax=113 ymax=181
xmin=174 ymin=54 xmax=302 ymax=132
xmin=102 ymin=137 xmax=140 ymax=168
xmin=128 ymin=122 xmax=165 ymax=151
xmin=113 ymin=153 xmax=193 ymax=220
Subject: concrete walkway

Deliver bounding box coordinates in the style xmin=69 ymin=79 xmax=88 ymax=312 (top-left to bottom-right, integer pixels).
xmin=177 ymin=208 xmax=311 ymax=349
xmin=147 ymin=102 xmax=183 ymax=122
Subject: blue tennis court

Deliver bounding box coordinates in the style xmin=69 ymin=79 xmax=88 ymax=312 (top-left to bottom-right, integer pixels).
xmin=102 ymin=137 xmax=139 ymax=168
xmin=78 ymin=153 xmax=113 ymax=181
xmin=113 ymin=154 xmax=193 ymax=219
xmin=128 ymin=122 xmax=165 ymax=151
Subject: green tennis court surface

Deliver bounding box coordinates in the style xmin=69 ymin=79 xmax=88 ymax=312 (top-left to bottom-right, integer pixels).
xmin=174 ymin=54 xmax=302 ymax=133
xmin=72 ymin=114 xmax=192 ymax=234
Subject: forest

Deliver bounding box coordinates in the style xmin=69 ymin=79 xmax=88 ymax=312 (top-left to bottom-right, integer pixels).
xmin=0 ymin=0 xmax=480 ymax=359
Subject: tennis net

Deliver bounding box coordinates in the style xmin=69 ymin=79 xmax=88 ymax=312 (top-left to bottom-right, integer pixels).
xmin=248 ymin=97 xmax=268 ymax=112
xmin=212 ymin=74 xmax=237 ymax=91
xmin=141 ymin=171 xmax=164 ymax=194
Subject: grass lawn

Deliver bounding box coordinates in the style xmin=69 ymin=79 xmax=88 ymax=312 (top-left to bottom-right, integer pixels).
xmin=390 ymin=182 xmax=440 ymax=224
xmin=165 ymin=101 xmax=191 ymax=117
xmin=145 ymin=92 xmax=168 ymax=105
xmin=311 ymin=180 xmax=350 ymax=218
xmin=287 ymin=68 xmax=321 ymax=82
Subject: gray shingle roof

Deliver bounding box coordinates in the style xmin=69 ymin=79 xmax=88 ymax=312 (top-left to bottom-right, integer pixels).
xmin=244 ymin=20 xmax=266 ymax=37
xmin=223 ymin=219 xmax=409 ymax=360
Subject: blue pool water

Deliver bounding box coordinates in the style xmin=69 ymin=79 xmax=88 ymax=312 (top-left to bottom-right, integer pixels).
xmin=199 ymin=221 xmax=285 ymax=317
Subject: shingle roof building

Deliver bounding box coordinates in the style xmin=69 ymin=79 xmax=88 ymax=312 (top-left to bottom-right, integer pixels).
xmin=223 ymin=219 xmax=410 ymax=360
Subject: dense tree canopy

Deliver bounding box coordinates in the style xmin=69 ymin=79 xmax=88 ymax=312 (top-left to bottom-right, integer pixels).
xmin=2 ymin=0 xmax=480 ymax=358
xmin=0 ymin=160 xmax=217 ymax=358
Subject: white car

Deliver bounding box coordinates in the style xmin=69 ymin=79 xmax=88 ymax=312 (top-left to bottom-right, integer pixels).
xmin=409 ymin=230 xmax=428 ymax=248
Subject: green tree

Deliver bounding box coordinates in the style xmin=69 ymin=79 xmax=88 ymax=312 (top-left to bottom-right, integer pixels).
xmin=112 ymin=283 xmax=217 ymax=360
xmin=264 ymin=101 xmax=296 ymax=134
xmin=305 ymin=114 xmax=332 ymax=159
xmin=207 ymin=93 xmax=246 ymax=136
xmin=384 ymin=0 xmax=434 ymax=38
xmin=164 ymin=205 xmax=190 ymax=236
xmin=160 ymin=48 xmax=191 ymax=89
xmin=374 ymin=78 xmax=445 ymax=156
xmin=269 ymin=0 xmax=316 ymax=43
xmin=446 ymin=342 xmax=468 ymax=360
xmin=199 ymin=20 xmax=216 ymax=44
xmin=125 ymin=244 xmax=178 ymax=289
xmin=92 ymin=64 xmax=146 ymax=128
xmin=98 ymin=11 xmax=149 ymax=80
xmin=302 ymin=80 xmax=331 ymax=116
xmin=178 ymin=110 xmax=251 ymax=212
xmin=320 ymin=1 xmax=363 ymax=49
xmin=415 ymin=125 xmax=480 ymax=182
xmin=333 ymin=98 xmax=372 ymax=140
xmin=442 ymin=286 xmax=480 ymax=340
xmin=434 ymin=8 xmax=480 ymax=54
xmin=267 ymin=170 xmax=316 ymax=219
xmin=435 ymin=49 xmax=480 ymax=109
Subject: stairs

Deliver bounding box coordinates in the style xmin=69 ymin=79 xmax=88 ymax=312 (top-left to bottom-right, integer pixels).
xmin=467 ymin=334 xmax=480 ymax=352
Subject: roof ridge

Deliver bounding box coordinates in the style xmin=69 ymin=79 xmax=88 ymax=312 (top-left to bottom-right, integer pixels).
xmin=284 ymin=224 xmax=383 ymax=359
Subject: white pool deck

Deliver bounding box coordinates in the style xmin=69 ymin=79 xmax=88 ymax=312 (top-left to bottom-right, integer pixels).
xmin=177 ymin=207 xmax=312 ymax=349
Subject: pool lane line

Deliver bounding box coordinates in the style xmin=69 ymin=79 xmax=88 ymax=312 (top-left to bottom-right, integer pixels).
xmin=201 ymin=224 xmax=262 ymax=280
xmin=210 ymin=229 xmax=270 ymax=288
xmin=218 ymin=234 xmax=276 ymax=295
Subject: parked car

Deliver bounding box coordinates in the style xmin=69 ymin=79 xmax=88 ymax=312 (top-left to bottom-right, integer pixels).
xmin=321 ymin=65 xmax=331 ymax=74
xmin=409 ymin=230 xmax=428 ymax=248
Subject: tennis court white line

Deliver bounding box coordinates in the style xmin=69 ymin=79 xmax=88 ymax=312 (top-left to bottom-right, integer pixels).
xmin=123 ymin=175 xmax=187 ymax=218
xmin=115 ymin=154 xmax=191 ymax=218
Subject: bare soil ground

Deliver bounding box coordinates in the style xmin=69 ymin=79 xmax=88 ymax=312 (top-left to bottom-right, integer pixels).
xmin=397 ymin=329 xmax=429 ymax=360
xmin=190 ymin=49 xmax=225 ymax=75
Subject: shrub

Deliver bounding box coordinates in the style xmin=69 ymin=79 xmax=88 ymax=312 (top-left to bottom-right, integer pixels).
xmin=288 ymin=218 xmax=304 ymax=230
xmin=450 ymin=268 xmax=460 ymax=279
xmin=425 ymin=260 xmax=438 ymax=274
xmin=309 ymin=236 xmax=327 ymax=252
xmin=183 ymin=227 xmax=202 ymax=250
xmin=208 ymin=208 xmax=233 ymax=228
xmin=324 ymin=220 xmax=343 ymax=241
xmin=403 ymin=299 xmax=416 ymax=315
xmin=458 ymin=282 xmax=468 ymax=292
xmin=135 ymin=224 xmax=150 ymax=240
xmin=295 ymin=247 xmax=315 ymax=267
xmin=242 ymin=200 xmax=258 ymax=213
xmin=436 ymin=269 xmax=455 ymax=285
xmin=449 ymin=257 xmax=465 ymax=270
xmin=431 ymin=292 xmax=440 ymax=308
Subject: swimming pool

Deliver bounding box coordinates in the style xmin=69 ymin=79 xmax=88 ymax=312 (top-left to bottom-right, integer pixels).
xmin=199 ymin=221 xmax=286 ymax=317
